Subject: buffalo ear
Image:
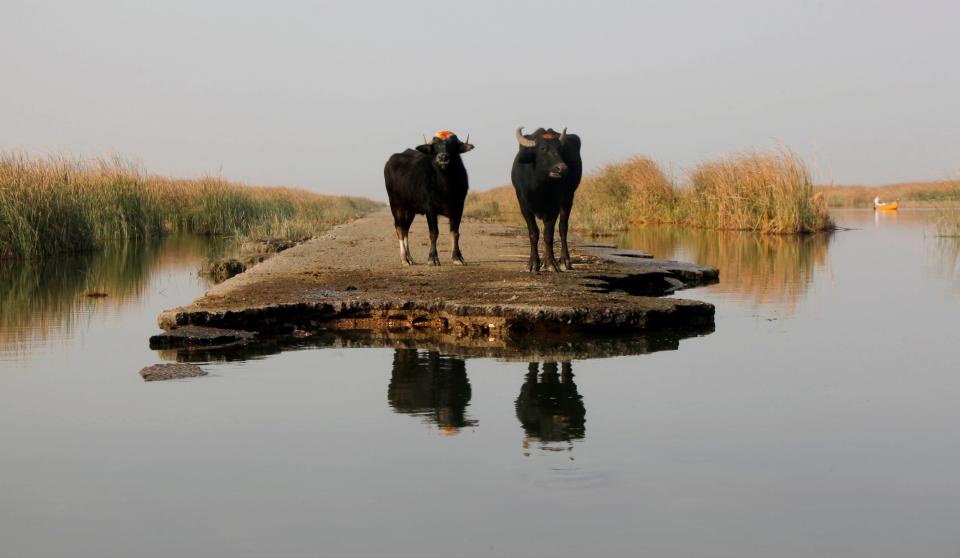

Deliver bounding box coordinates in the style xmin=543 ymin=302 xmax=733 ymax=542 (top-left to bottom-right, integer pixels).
xmin=415 ymin=144 xmax=432 ymax=154
xmin=459 ymin=142 xmax=475 ymax=153
xmin=517 ymin=149 xmax=535 ymax=164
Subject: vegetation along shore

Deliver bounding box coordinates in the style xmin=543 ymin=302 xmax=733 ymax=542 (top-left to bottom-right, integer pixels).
xmin=816 ymin=180 xmax=959 ymax=236
xmin=465 ymin=149 xmax=834 ymax=235
xmin=937 ymin=206 xmax=960 ymax=237
xmin=818 ymin=180 xmax=960 ymax=208
xmin=0 ymin=152 xmax=381 ymax=260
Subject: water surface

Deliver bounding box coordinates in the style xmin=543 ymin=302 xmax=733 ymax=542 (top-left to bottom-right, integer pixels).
xmin=1 ymin=211 xmax=958 ymax=557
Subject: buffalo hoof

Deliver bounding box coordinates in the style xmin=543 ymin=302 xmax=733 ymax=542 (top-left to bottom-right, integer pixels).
xmin=428 ymin=255 xmax=441 ymax=266
xmin=400 ymin=257 xmax=414 ymax=266
xmin=452 ymin=255 xmax=466 ymax=265
xmin=545 ymin=260 xmax=562 ymax=272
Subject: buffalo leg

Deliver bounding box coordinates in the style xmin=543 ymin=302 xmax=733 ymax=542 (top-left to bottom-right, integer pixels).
xmin=395 ymin=213 xmax=415 ymax=266
xmin=395 ymin=225 xmax=407 ymax=265
xmin=521 ymin=208 xmax=540 ymax=272
xmin=559 ymin=205 xmax=573 ymax=270
xmin=426 ymin=212 xmax=441 ymax=266
xmin=449 ymin=212 xmax=466 ymax=265
xmin=542 ymin=215 xmax=561 ymax=272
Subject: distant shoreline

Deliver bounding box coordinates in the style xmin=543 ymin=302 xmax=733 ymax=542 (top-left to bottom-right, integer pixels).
xmin=817 ymin=180 xmax=960 ymax=208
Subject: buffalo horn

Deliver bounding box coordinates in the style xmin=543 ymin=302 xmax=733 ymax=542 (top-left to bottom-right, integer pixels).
xmin=515 ymin=127 xmax=536 ymax=148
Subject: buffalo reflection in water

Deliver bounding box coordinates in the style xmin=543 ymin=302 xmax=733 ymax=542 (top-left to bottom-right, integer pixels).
xmin=515 ymin=361 xmax=585 ymax=448
xmin=386 ymin=351 xmax=587 ymax=445
xmin=387 ymin=349 xmax=477 ymax=434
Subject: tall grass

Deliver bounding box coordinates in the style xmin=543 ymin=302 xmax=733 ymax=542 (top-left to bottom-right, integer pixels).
xmin=462 ymin=185 xmax=521 ymax=224
xmin=0 ymin=152 xmax=380 ymax=260
xmin=573 ymin=156 xmax=679 ymax=231
xmin=687 ymin=150 xmax=831 ymax=233
xmin=465 ymin=148 xmax=832 ymax=234
xmin=463 ymin=156 xmax=680 ymax=232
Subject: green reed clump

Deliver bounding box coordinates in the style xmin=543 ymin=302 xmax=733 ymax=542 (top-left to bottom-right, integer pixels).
xmin=0 ymin=152 xmax=380 ymax=260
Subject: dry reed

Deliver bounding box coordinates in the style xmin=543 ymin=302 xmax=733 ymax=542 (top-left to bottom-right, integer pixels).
xmin=465 ymin=148 xmax=832 ymax=235
xmin=0 ymin=152 xmax=380 ymax=260
xmin=687 ymin=149 xmax=831 ymax=233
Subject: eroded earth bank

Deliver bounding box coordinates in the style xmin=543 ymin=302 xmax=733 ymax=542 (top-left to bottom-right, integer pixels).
xmin=154 ymin=209 xmax=719 ymax=361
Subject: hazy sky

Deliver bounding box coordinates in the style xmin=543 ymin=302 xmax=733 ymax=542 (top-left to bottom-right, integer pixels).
xmin=3 ymin=0 xmax=958 ymax=198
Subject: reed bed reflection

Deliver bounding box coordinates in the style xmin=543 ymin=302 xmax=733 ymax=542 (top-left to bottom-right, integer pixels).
xmin=928 ymin=237 xmax=960 ymax=291
xmin=614 ymin=225 xmax=832 ymax=311
xmin=0 ymin=236 xmax=228 ymax=356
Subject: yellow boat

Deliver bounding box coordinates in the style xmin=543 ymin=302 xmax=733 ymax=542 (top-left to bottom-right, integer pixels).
xmin=874 ymin=197 xmax=899 ymax=211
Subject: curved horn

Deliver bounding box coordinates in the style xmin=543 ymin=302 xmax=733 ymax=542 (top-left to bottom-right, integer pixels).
xmin=422 ymin=134 xmax=430 ymax=145
xmin=515 ymin=127 xmax=536 ymax=148
xmin=559 ymin=127 xmax=567 ymax=144
xmin=464 ymin=133 xmax=470 ymax=145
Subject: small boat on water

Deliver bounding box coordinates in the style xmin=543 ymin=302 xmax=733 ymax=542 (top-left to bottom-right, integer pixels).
xmin=874 ymin=196 xmax=899 ymax=211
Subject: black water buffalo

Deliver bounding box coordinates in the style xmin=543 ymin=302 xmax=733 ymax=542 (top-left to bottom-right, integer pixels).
xmin=511 ymin=127 xmax=582 ymax=272
xmin=384 ymin=131 xmax=474 ymax=266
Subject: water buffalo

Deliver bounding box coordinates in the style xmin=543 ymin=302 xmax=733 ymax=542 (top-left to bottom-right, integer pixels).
xmin=384 ymin=131 xmax=474 ymax=266
xmin=511 ymin=127 xmax=582 ymax=272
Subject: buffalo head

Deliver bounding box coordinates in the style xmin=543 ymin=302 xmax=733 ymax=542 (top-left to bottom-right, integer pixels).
xmin=416 ymin=130 xmax=474 ymax=170
xmin=515 ymin=127 xmax=570 ymax=180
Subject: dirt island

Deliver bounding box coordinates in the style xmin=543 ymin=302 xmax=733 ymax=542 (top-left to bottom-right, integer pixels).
xmin=155 ymin=209 xmax=719 ymax=356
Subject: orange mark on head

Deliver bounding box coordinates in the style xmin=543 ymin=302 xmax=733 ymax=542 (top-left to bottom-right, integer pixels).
xmin=542 ymin=133 xmax=558 ymax=139
xmin=435 ymin=130 xmax=454 ymax=140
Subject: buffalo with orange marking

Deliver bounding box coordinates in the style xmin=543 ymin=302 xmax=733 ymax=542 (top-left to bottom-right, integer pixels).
xmin=384 ymin=131 xmax=474 ymax=266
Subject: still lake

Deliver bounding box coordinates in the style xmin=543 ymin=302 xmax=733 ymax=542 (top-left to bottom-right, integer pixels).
xmin=1 ymin=210 xmax=958 ymax=557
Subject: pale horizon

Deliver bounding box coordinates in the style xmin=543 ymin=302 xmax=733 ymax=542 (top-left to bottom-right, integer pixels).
xmin=3 ymin=0 xmax=958 ymax=199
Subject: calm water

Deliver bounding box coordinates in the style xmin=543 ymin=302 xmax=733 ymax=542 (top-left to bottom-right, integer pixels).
xmin=1 ymin=210 xmax=958 ymax=558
